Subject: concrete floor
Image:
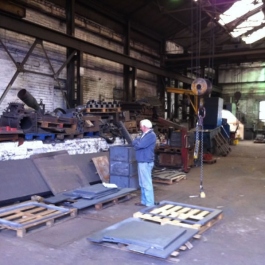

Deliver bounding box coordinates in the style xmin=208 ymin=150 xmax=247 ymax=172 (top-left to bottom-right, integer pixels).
xmin=0 ymin=140 xmax=264 ymax=265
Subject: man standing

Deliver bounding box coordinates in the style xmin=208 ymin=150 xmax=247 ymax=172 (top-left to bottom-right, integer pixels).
xmin=132 ymin=119 xmax=157 ymax=206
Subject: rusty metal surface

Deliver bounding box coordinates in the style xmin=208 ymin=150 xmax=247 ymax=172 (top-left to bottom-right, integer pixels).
xmin=92 ymin=156 xmax=109 ymax=183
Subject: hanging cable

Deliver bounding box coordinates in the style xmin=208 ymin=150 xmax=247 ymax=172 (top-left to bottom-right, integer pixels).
xmin=191 ymin=0 xmax=208 ymax=199
xmin=208 ymin=0 xmax=216 ymax=83
xmin=196 ymin=2 xmax=202 ymax=78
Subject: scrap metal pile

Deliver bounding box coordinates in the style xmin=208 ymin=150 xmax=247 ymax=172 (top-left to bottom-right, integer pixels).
xmin=0 ymin=89 xmax=124 ymax=143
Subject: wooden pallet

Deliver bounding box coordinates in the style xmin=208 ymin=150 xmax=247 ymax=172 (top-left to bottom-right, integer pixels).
xmin=0 ymin=202 xmax=77 ymax=237
xmin=133 ymin=202 xmax=223 ymax=234
xmin=56 ymin=133 xmax=84 ymax=140
xmin=84 ymin=107 xmax=121 ymax=113
xmin=152 ymin=173 xmax=186 ymax=185
xmin=94 ymin=194 xmax=134 ymax=210
xmin=0 ymin=133 xmax=19 ymax=142
xmin=39 ymin=121 xmax=77 ymax=134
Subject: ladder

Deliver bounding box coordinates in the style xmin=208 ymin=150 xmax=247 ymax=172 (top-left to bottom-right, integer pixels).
xmin=212 ymin=128 xmax=231 ymax=156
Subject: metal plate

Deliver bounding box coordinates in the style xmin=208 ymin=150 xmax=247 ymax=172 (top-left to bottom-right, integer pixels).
xmin=0 ymin=159 xmax=50 ymax=203
xmin=72 ymin=152 xmax=109 ymax=183
xmin=31 ymin=151 xmax=88 ymax=195
xmin=102 ymin=218 xmax=186 ymax=250
xmin=65 ymin=188 xmax=136 ymax=209
xmin=87 ymin=217 xmax=198 ymax=259
xmin=91 ymin=156 xmax=109 ymax=183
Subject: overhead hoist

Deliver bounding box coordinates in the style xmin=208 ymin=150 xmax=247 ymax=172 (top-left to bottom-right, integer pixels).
xmin=191 ymin=78 xmax=212 ymax=198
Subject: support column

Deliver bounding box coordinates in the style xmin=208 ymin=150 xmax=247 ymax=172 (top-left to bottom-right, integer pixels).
xmin=76 ymin=51 xmax=83 ymax=105
xmin=131 ymin=67 xmax=137 ymax=101
xmin=66 ymin=0 xmax=76 ymax=107
xmin=123 ymin=19 xmax=131 ymax=101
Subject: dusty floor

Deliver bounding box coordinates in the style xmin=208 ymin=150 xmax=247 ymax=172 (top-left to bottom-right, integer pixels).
xmin=0 ymin=140 xmax=264 ymax=265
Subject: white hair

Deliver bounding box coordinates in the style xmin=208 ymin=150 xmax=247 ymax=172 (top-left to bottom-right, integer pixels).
xmin=140 ymin=119 xmax=152 ymax=128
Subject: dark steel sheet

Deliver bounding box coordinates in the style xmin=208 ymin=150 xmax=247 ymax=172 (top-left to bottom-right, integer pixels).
xmin=0 ymin=159 xmax=50 ymax=203
xmin=64 ymin=184 xmax=120 ymax=199
xmin=67 ymin=188 xmax=136 ymax=209
xmin=31 ymin=151 xmax=88 ymax=195
xmin=128 ymin=226 xmax=198 ymax=259
xmin=70 ymin=152 xmax=110 ymax=184
xmin=102 ymin=219 xmax=186 ymax=250
xmin=43 ymin=193 xmax=73 ymax=204
xmin=87 ymin=217 xmax=198 ymax=259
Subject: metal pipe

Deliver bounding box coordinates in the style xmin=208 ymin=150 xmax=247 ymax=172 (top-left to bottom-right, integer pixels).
xmin=17 ymin=89 xmax=40 ymax=111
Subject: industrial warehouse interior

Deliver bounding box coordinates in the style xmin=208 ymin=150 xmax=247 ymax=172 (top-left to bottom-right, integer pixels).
xmin=0 ymin=0 xmax=265 ymax=264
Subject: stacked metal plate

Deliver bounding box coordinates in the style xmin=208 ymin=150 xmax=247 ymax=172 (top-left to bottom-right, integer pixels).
xmin=87 ymin=217 xmax=198 ymax=259
xmin=63 ymin=184 xmax=120 ymax=199
xmin=44 ymin=184 xmax=136 ymax=210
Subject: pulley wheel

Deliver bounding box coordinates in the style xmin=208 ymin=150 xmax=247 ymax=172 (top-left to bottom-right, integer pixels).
xmin=191 ymin=78 xmax=212 ymax=96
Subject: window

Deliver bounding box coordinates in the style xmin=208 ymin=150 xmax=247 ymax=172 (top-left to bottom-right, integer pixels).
xmin=259 ymin=101 xmax=265 ymax=121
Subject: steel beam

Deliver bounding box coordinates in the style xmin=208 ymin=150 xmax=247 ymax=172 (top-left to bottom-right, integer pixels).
xmin=166 ymin=48 xmax=265 ymax=62
xmin=66 ymin=0 xmax=76 ymax=107
xmin=0 ymin=39 xmax=38 ymax=105
xmin=0 ymin=1 xmax=26 ymax=18
xmin=0 ymin=14 xmax=193 ymax=84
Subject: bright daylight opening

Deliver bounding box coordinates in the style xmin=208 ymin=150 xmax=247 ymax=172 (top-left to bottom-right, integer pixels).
xmin=217 ymin=0 xmax=265 ymax=44
xmin=259 ymin=101 xmax=265 ymax=121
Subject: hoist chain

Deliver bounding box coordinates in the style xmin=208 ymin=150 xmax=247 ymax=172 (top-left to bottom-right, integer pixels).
xmin=194 ymin=106 xmax=206 ymax=188
xmin=199 ymin=109 xmax=205 ymax=190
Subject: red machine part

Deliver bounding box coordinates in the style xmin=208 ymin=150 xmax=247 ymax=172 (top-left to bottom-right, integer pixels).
xmin=154 ymin=117 xmax=191 ymax=173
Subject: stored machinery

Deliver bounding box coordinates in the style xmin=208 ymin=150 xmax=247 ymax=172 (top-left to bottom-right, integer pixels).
xmin=0 ymin=89 xmax=125 ymax=142
xmin=153 ymin=117 xmax=194 ymax=173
